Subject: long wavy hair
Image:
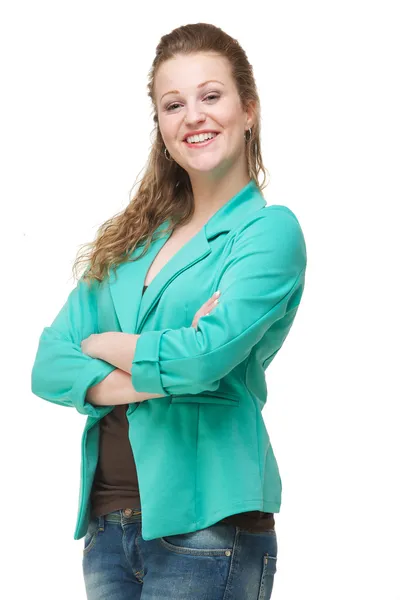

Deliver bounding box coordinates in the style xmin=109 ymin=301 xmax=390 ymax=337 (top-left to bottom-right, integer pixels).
xmin=72 ymin=22 xmax=270 ymax=288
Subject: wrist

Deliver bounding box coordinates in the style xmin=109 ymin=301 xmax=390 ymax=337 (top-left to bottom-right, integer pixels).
xmin=87 ymin=369 xmax=138 ymax=406
xmin=92 ymin=332 xmax=112 ymax=361
xmin=94 ymin=332 xmax=138 ymax=374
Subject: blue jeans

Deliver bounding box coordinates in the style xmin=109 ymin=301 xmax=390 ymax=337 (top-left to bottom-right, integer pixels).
xmin=82 ymin=508 xmax=278 ymax=600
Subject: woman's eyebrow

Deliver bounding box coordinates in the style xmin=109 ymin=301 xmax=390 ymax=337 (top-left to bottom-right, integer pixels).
xmin=161 ymin=80 xmax=225 ymax=101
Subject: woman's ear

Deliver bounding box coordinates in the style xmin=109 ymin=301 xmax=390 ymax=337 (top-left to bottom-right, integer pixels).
xmin=245 ymin=99 xmax=257 ymax=130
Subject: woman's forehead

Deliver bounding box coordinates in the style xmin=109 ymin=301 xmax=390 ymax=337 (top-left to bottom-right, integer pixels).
xmin=155 ymin=54 xmax=230 ymax=97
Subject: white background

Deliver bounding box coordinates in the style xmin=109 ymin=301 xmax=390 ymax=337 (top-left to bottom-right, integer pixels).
xmin=2 ymin=1 xmax=399 ymax=598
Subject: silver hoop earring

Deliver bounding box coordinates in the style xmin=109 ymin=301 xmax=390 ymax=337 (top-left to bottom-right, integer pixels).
xmin=164 ymin=146 xmax=173 ymax=161
xmin=244 ymin=127 xmax=252 ymax=142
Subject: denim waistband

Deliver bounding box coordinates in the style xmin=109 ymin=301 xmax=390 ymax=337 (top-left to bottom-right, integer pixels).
xmin=95 ymin=508 xmax=142 ymax=529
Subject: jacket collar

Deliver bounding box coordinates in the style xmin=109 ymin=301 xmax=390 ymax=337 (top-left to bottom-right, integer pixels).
xmin=108 ymin=179 xmax=266 ymax=333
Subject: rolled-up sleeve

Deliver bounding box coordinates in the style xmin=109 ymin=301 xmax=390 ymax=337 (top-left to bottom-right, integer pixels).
xmin=31 ymin=276 xmax=116 ymax=417
xmin=131 ymin=207 xmax=307 ymax=396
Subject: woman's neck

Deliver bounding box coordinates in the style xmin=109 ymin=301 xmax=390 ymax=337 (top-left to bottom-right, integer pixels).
xmin=189 ymin=173 xmax=252 ymax=226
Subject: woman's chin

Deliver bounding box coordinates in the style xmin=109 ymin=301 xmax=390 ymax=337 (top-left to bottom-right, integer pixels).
xmin=183 ymin=155 xmax=226 ymax=174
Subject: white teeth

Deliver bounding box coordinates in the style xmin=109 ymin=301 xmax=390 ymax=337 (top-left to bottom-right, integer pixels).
xmin=186 ymin=132 xmax=218 ymax=144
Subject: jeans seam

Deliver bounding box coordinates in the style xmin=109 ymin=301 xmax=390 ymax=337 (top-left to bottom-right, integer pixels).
xmin=221 ymin=526 xmax=241 ymax=600
xmin=120 ymin=520 xmax=144 ymax=583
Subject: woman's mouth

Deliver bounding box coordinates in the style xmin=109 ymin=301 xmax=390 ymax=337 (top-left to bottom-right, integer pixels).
xmin=183 ymin=133 xmax=220 ymax=148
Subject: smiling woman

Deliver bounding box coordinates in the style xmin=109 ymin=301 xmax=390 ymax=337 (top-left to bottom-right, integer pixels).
xmin=154 ymin=52 xmax=256 ymax=195
xmin=30 ymin=21 xmax=305 ymax=600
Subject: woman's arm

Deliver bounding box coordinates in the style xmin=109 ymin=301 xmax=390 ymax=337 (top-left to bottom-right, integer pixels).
xmin=86 ymin=367 xmax=165 ymax=406
xmin=81 ymin=294 xmax=220 ymax=377
xmin=81 ymin=332 xmax=139 ymax=375
xmin=83 ymin=295 xmax=219 ymax=406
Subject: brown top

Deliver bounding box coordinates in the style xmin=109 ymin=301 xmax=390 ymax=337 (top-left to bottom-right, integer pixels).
xmin=90 ymin=284 xmax=275 ymax=533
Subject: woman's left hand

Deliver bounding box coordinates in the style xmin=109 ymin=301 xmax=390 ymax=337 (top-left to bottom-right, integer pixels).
xmin=81 ymin=333 xmax=104 ymax=358
xmin=81 ymin=332 xmax=137 ymax=374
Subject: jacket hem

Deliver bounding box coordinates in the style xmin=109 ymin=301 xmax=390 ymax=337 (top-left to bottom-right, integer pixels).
xmin=195 ymin=499 xmax=281 ymax=531
xmin=139 ymin=499 xmax=281 ymax=541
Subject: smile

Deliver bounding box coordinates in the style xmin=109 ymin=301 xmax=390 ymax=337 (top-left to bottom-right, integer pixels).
xmin=183 ymin=133 xmax=220 ymax=148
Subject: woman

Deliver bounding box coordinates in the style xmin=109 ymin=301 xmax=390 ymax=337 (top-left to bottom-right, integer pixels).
xmin=31 ymin=22 xmax=307 ymax=600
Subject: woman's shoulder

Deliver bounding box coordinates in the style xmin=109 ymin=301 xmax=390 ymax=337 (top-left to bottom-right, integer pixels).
xmin=231 ymin=203 xmax=307 ymax=266
xmin=262 ymin=203 xmax=302 ymax=227
xmin=235 ymin=202 xmax=304 ymax=238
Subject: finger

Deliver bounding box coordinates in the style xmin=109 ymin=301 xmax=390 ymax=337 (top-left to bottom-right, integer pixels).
xmin=206 ymin=292 xmax=220 ymax=307
xmin=203 ymin=299 xmax=219 ymax=316
xmin=210 ymin=297 xmax=219 ymax=309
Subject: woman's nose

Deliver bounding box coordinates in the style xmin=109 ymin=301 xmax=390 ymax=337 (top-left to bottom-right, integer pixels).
xmin=184 ymin=106 xmax=206 ymax=126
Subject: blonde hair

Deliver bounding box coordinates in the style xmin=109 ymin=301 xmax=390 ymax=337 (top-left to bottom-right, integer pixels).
xmin=72 ymin=22 xmax=269 ymax=288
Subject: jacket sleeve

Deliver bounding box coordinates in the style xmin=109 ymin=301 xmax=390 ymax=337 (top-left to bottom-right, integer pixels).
xmin=31 ymin=275 xmax=117 ymax=417
xmin=131 ymin=206 xmax=307 ymax=396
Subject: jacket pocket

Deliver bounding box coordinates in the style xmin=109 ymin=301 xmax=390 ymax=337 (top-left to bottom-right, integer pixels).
xmin=170 ymin=392 xmax=240 ymax=406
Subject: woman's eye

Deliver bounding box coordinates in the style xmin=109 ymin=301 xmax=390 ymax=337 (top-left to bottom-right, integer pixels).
xmin=166 ymin=103 xmax=180 ymax=112
xmin=166 ymin=93 xmax=220 ymax=112
xmin=205 ymin=93 xmax=219 ymax=102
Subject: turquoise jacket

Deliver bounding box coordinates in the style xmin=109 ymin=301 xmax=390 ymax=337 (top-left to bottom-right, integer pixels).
xmin=31 ymin=179 xmax=307 ymax=541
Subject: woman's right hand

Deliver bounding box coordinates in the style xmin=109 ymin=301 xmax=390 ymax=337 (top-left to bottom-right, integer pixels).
xmin=131 ymin=292 xmax=221 ymax=404
xmin=191 ymin=291 xmax=221 ymax=330
xmin=125 ymin=291 xmax=221 ymax=405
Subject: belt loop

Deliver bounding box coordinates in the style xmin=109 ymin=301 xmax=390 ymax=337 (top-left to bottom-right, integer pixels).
xmin=98 ymin=515 xmax=105 ymax=531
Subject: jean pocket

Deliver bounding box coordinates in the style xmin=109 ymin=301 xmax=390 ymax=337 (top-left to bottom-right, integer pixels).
xmin=258 ymin=553 xmax=278 ymax=600
xmin=83 ymin=518 xmax=99 ymax=556
xmin=159 ymin=527 xmax=233 ymax=557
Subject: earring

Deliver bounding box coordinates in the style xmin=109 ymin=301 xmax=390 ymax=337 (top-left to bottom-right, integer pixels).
xmin=164 ymin=146 xmax=173 ymax=161
xmin=244 ymin=127 xmax=252 ymax=142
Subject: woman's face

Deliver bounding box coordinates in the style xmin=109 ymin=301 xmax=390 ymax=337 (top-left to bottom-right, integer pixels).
xmin=154 ymin=52 xmax=254 ymax=179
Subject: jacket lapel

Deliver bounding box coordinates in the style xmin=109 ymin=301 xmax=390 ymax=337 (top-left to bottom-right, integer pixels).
xmin=108 ymin=179 xmax=266 ymax=334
